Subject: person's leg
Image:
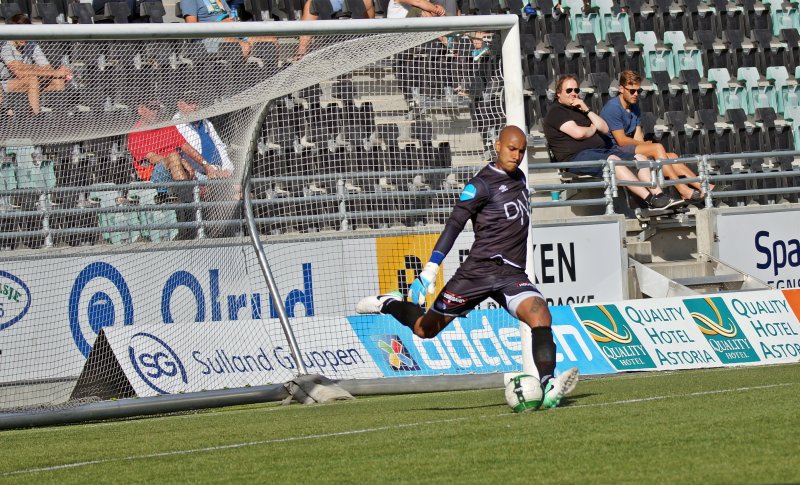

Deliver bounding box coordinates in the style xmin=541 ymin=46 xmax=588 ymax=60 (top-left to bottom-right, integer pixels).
xmin=295 ymin=0 xmax=319 ymax=58
xmin=363 ymin=0 xmax=374 ymax=17
xmin=7 ymin=77 xmax=41 ymax=114
xmin=610 ymin=155 xmax=651 ymax=201
xmin=511 ymin=292 xmax=578 ymax=408
xmin=43 ymin=78 xmax=65 ymax=92
xmin=162 ymin=151 xmax=189 ymax=181
xmin=514 ymin=295 xmax=555 ymax=385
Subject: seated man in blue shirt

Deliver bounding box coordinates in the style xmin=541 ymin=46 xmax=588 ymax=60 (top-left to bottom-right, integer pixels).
xmin=599 ymin=70 xmax=715 ymax=202
xmin=181 ymin=0 xmax=275 ymax=57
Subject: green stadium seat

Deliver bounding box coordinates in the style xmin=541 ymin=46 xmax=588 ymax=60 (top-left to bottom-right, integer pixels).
xmin=707 ymin=67 xmax=748 ymax=115
xmin=737 ymin=66 xmax=777 ymax=114
xmin=128 ymin=186 xmax=178 ymax=243
xmin=765 ymin=65 xmax=797 ymax=114
xmin=89 ymin=185 xmax=141 ymax=245
xmin=664 ymin=30 xmax=704 ymax=78
xmin=635 ymin=30 xmax=673 ymax=78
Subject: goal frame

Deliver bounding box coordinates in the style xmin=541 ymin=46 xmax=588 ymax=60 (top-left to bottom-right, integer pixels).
xmin=0 ymin=15 xmax=526 ymax=428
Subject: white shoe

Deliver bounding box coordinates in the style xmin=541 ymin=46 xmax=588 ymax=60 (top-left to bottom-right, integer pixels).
xmin=355 ymin=291 xmax=402 ymax=314
xmin=542 ymin=367 xmax=579 ymax=409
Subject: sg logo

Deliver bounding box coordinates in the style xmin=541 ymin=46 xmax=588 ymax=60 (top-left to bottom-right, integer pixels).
xmin=128 ymin=332 xmax=188 ymax=394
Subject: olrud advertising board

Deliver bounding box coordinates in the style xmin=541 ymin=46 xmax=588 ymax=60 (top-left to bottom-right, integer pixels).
xmin=713 ymin=207 xmax=800 ymax=289
xmin=347 ymin=307 xmax=615 ymax=378
xmin=100 ymin=317 xmax=383 ymax=397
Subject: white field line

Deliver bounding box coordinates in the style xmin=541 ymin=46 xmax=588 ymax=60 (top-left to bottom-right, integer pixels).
xmin=1 ymin=382 xmax=792 ymax=478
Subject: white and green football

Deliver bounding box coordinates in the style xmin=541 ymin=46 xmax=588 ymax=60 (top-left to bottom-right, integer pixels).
xmin=505 ymin=374 xmax=543 ymax=413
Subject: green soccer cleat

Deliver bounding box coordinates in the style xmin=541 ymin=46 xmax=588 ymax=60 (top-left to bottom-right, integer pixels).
xmin=541 ymin=367 xmax=579 ymax=409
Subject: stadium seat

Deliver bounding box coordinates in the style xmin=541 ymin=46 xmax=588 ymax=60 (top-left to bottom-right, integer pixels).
xmin=626 ymin=0 xmax=658 ymax=35
xmin=768 ymin=1 xmax=799 ymax=37
xmin=66 ymin=0 xmax=93 ymax=22
xmin=694 ymin=29 xmax=728 ymax=70
xmin=606 ymin=31 xmax=643 ymax=74
xmin=664 ymin=30 xmax=704 ymax=78
xmin=30 ymin=2 xmax=63 ymax=23
xmin=635 ymin=30 xmax=672 ymax=79
xmin=783 ymin=104 xmax=800 ymax=148
xmin=682 ymin=0 xmax=717 ymax=38
xmin=707 ymin=67 xmax=747 ymax=115
xmin=653 ymin=0 xmax=684 ymax=36
xmin=766 ymin=65 xmax=793 ymax=113
xmin=712 ymin=0 xmax=745 ymax=33
xmin=742 ymin=0 xmax=771 ymax=35
xmin=738 ymin=66 xmax=777 ymax=114
xmin=100 ymin=1 xmax=131 ymax=23
xmin=578 ymin=32 xmax=617 ymax=80
xmin=750 ymin=28 xmax=785 ymax=71
xmin=722 ymin=29 xmax=756 ymax=72
xmin=139 ymin=1 xmax=165 ymax=22
xmin=127 ymin=187 xmax=178 ymax=242
xmin=533 ymin=0 xmax=571 ymax=38
xmin=584 ymin=71 xmax=611 ymax=112
xmin=780 ymin=28 xmax=800 ymax=72
xmin=0 ymin=2 xmax=22 ymax=20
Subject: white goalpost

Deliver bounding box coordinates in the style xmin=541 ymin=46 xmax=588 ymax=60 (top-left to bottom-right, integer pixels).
xmin=0 ymin=15 xmax=526 ymax=427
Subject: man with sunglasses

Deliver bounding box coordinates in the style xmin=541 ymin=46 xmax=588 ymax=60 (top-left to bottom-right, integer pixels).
xmin=600 ymin=70 xmax=716 ymax=202
xmin=544 ymin=74 xmax=682 ymax=209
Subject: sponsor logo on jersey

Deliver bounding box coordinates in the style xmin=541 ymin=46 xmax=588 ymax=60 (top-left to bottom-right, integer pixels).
xmin=442 ymin=291 xmax=466 ymax=305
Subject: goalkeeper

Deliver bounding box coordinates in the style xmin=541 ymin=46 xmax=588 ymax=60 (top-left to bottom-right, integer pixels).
xmin=357 ymin=125 xmax=578 ymax=409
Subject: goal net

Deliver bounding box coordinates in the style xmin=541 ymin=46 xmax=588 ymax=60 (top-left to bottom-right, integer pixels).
xmin=0 ymin=17 xmax=522 ymax=420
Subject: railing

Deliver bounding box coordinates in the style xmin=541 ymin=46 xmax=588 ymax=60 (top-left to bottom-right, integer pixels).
xmin=0 ymin=151 xmax=798 ymax=249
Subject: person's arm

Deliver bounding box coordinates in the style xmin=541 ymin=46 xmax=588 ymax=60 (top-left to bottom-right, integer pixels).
xmin=409 ymin=178 xmax=488 ymax=305
xmin=181 ymin=0 xmax=200 ymax=22
xmin=395 ymin=0 xmax=445 ymax=15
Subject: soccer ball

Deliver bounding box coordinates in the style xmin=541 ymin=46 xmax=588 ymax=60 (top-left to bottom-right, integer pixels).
xmin=505 ymin=374 xmax=543 ymax=413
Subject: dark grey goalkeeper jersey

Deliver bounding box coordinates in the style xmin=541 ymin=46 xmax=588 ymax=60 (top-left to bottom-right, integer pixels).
xmin=432 ymin=162 xmax=530 ymax=268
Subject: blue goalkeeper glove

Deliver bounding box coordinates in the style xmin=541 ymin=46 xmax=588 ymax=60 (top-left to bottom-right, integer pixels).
xmin=409 ymin=262 xmax=439 ymax=307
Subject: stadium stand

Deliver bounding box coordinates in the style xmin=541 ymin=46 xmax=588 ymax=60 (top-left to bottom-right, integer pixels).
xmin=4 ymin=0 xmax=800 ymax=248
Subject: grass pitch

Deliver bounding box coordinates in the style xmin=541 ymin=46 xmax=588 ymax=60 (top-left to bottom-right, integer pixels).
xmin=1 ymin=364 xmax=798 ymax=484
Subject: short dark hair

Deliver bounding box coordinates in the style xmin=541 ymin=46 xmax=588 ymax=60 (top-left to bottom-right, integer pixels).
xmin=9 ymin=13 xmax=32 ymax=24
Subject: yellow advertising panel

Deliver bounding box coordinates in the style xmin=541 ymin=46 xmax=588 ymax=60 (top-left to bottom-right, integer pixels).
xmin=375 ymin=234 xmax=443 ymax=306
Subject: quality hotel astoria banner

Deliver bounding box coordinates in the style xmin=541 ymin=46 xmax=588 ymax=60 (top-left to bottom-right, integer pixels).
xmin=574 ymin=290 xmax=800 ymax=372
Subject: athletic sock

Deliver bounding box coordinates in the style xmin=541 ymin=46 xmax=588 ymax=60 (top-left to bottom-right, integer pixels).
xmin=382 ymin=300 xmax=424 ymax=329
xmin=531 ymin=327 xmax=556 ymax=386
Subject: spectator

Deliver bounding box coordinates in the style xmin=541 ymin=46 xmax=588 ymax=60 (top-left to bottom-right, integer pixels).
xmin=127 ymin=101 xmax=209 ymax=196
xmin=295 ymin=0 xmax=376 ymax=59
xmin=180 ymin=0 xmax=273 ymax=57
xmin=386 ymin=0 xmax=453 ymax=17
xmin=600 ymin=70 xmax=716 ymax=202
xmin=1 ymin=14 xmax=72 ymax=115
xmin=174 ymin=94 xmax=233 ymax=181
xmin=543 ymin=74 xmax=683 ymax=210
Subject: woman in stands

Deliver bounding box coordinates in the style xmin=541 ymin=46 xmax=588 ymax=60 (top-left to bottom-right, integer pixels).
xmin=1 ymin=14 xmax=72 ymax=115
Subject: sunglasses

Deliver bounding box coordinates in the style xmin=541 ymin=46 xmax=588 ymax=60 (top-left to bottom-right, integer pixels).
xmin=625 ymin=88 xmax=644 ymax=95
xmin=564 ymin=87 xmax=580 ymax=94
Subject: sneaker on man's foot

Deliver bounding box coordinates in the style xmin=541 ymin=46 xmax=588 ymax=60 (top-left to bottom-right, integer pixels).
xmin=647 ymin=192 xmax=685 ymax=210
xmin=541 ymin=367 xmax=579 ymax=409
xmin=355 ymin=291 xmax=402 ymax=314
